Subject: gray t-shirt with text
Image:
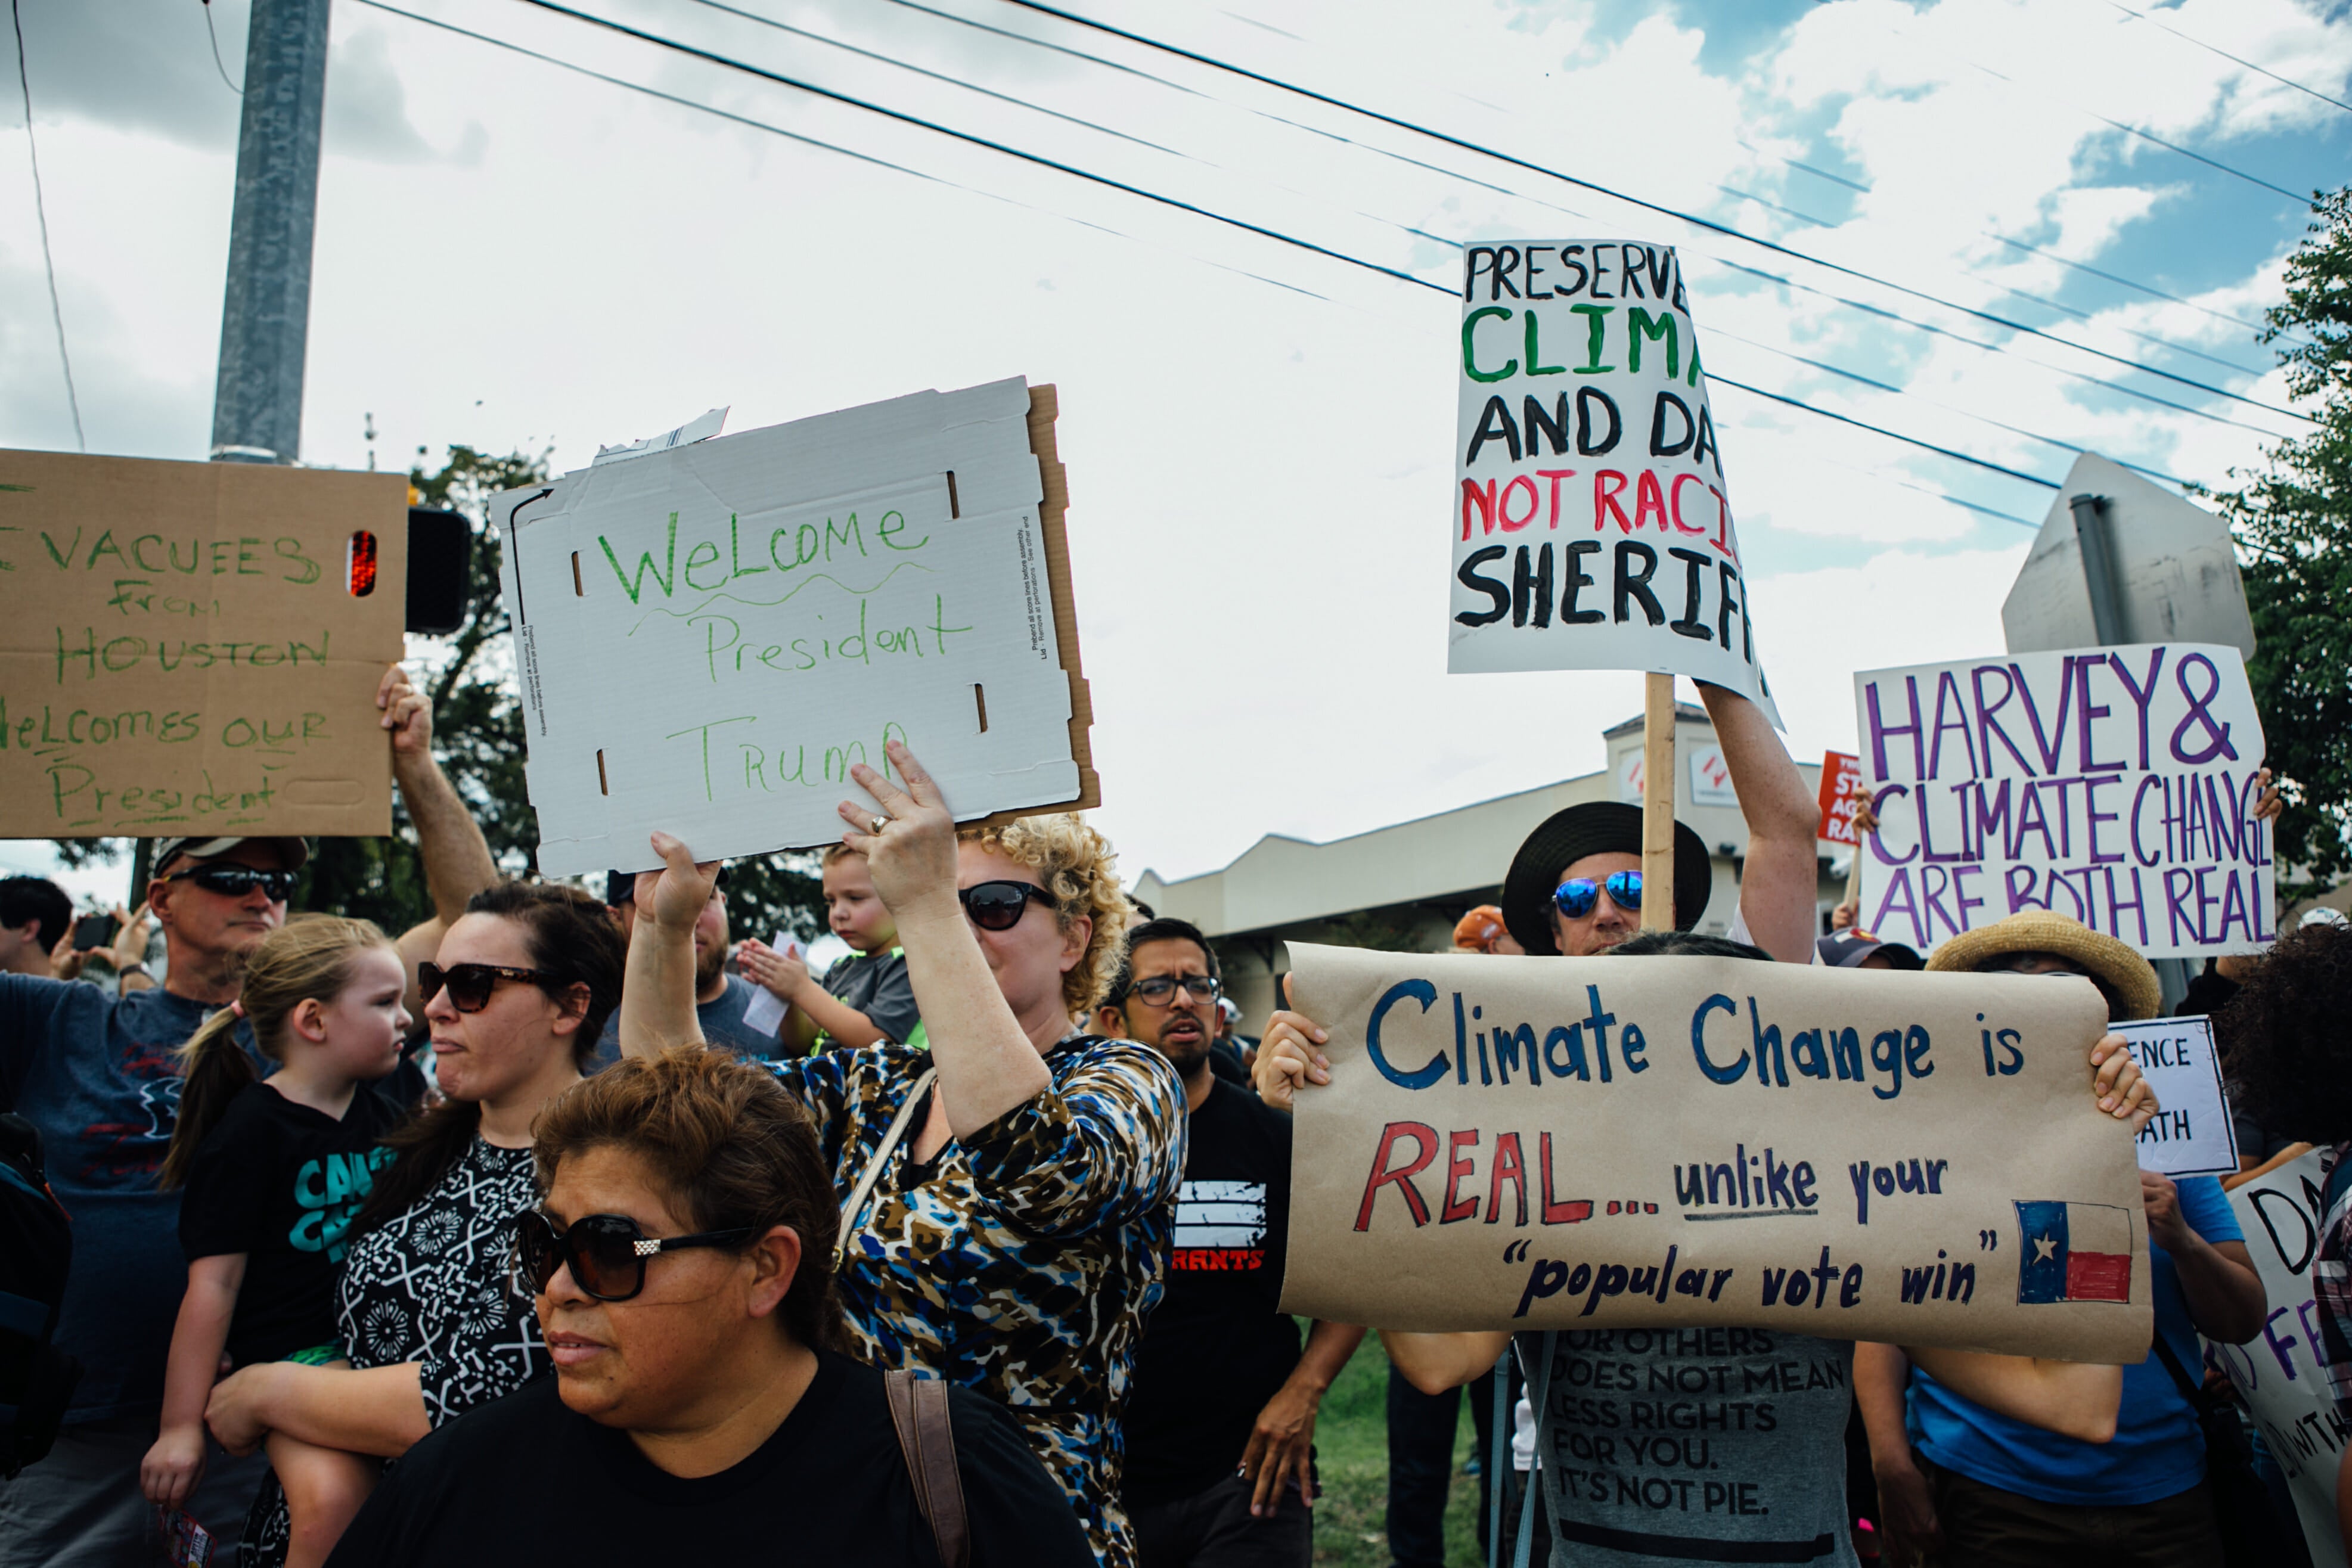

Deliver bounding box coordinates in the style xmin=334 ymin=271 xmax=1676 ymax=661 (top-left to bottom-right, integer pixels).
xmin=1521 ymin=1327 xmax=1859 ymax=1568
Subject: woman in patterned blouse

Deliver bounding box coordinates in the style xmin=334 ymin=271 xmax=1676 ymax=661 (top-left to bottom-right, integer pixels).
xmin=620 ymin=741 xmax=1187 ymax=1568
xmin=201 ymin=883 xmax=625 ymax=1566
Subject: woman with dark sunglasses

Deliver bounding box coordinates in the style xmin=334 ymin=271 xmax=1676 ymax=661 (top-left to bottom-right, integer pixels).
xmin=317 ymin=1045 xmax=1090 ymax=1566
xmin=201 ymin=883 xmax=625 ymax=1567
xmin=618 ymin=740 xmax=1187 ymax=1568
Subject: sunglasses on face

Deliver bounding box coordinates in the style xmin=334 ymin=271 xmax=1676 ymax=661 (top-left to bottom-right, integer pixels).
xmin=958 ymin=879 xmax=1058 ymax=932
xmin=1127 ymin=974 xmax=1220 ymax=1007
xmin=418 ymin=961 xmax=560 ymax=1013
xmin=159 ymin=865 xmax=299 ymax=902
xmin=511 ymin=1209 xmax=756 ymax=1303
xmin=1554 ymin=870 xmax=1643 ymax=920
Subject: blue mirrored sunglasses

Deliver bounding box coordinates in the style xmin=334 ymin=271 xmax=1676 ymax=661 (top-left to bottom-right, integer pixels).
xmin=1554 ymin=870 xmax=1642 ymax=920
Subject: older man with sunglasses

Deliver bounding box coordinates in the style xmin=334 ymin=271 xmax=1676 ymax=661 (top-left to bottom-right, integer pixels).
xmin=0 ymin=665 xmax=499 ymax=1568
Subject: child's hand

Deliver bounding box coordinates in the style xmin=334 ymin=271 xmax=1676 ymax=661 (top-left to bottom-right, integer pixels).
xmin=141 ymin=1423 xmax=207 ymax=1510
xmin=738 ymin=939 xmax=810 ymax=1002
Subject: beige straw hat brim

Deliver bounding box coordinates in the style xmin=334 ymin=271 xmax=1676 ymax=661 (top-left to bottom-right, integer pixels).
xmin=1923 ymin=911 xmax=2162 ymax=1020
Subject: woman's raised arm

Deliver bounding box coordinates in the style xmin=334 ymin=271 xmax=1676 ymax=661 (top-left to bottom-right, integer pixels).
xmin=616 ymin=831 xmax=716 ymax=1059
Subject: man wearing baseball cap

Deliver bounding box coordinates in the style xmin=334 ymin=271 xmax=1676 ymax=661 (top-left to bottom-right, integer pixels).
xmin=0 ymin=665 xmax=498 ymax=1566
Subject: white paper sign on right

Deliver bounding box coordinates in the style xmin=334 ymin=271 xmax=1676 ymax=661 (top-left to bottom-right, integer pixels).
xmin=1450 ymin=240 xmax=1777 ymax=725
xmin=2204 ymin=1149 xmax=2348 ymax=1568
xmin=1852 ymin=642 xmax=2273 ymax=960
xmin=2114 ymin=1016 xmax=2238 ymax=1177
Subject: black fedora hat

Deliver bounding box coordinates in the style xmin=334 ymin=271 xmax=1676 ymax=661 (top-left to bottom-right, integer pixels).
xmin=1500 ymin=802 xmax=1713 ymax=955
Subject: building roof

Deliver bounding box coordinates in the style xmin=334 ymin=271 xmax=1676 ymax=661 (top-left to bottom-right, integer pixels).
xmin=1134 ymin=707 xmax=1820 ymax=939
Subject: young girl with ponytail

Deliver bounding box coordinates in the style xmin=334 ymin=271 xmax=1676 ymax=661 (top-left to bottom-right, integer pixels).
xmin=138 ymin=915 xmax=415 ymax=1568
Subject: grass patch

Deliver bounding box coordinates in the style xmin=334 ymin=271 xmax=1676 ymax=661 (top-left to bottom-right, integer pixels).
xmin=1308 ymin=1331 xmax=1490 ymax=1568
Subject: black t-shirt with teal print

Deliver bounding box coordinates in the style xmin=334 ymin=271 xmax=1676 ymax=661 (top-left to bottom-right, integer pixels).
xmin=177 ymin=1079 xmax=405 ymax=1366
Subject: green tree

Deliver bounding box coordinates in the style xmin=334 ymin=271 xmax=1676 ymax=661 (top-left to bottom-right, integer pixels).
xmin=55 ymin=444 xmax=824 ymax=945
xmin=2214 ymin=188 xmax=2352 ymax=895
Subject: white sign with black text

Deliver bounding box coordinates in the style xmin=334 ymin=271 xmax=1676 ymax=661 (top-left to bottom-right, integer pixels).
xmin=2113 ymin=1016 xmax=2238 ymax=1178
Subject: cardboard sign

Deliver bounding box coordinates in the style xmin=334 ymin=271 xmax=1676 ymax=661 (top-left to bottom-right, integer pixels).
xmin=1450 ymin=241 xmax=1776 ymax=724
xmin=1280 ymin=942 xmax=2151 ymax=1361
xmin=2204 ymin=1150 xmax=2348 ymax=1568
xmin=1817 ymin=750 xmax=1863 ymax=845
xmin=2114 ymin=1016 xmax=2238 ymax=1177
xmin=1853 ymin=643 xmax=2272 ymax=959
xmin=494 ymin=378 xmax=1097 ymax=877
xmin=0 ymin=451 xmax=406 ymax=838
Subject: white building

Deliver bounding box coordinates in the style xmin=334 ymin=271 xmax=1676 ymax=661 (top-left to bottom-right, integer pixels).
xmin=1134 ymin=704 xmax=1847 ymax=1029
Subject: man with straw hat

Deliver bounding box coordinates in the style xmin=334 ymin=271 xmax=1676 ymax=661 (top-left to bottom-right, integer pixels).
xmin=1860 ymin=910 xmax=2267 ymax=1568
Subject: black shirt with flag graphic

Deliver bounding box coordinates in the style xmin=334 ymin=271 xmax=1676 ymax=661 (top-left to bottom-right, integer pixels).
xmin=1121 ymin=1076 xmax=1301 ymax=1507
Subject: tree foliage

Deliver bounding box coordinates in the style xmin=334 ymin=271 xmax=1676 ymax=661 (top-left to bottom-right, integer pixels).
xmin=2214 ymin=188 xmax=2352 ymax=893
xmin=57 ymin=445 xmax=824 ymax=943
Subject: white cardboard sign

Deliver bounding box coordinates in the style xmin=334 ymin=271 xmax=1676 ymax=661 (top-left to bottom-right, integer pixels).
xmin=1852 ymin=642 xmax=2272 ymax=959
xmin=495 ymin=377 xmax=1088 ymax=876
xmin=2114 ymin=1016 xmax=2238 ymax=1177
xmin=2202 ymin=1150 xmax=2349 ymax=1568
xmin=1450 ymin=240 xmax=1776 ymax=724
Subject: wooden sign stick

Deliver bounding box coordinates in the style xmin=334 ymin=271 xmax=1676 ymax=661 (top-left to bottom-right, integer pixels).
xmin=1844 ymin=780 xmax=1867 ymax=920
xmin=1641 ymin=671 xmax=1676 ymax=932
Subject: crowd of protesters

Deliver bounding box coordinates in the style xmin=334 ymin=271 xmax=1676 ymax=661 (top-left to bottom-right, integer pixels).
xmin=0 ymin=656 xmax=2342 ymax=1568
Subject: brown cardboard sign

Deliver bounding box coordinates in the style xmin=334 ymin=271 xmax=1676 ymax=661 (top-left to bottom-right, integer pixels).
xmin=0 ymin=451 xmax=406 ymax=839
xmin=1282 ymin=942 xmax=2152 ymax=1361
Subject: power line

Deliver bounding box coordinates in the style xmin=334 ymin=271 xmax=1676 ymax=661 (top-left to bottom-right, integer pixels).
xmin=1001 ymin=0 xmax=2312 ymax=424
xmin=397 ymin=2 xmax=2143 ymax=507
xmin=201 ymin=0 xmax=244 ymax=94
xmin=909 ymin=0 xmax=2294 ymax=384
xmin=679 ymin=0 xmax=1188 ymax=158
xmin=511 ymin=0 xmax=1433 ymax=291
xmin=1709 ymin=325 xmax=2192 ymax=488
xmin=2102 ymin=0 xmax=2352 ymax=116
xmin=10 ymin=0 xmax=83 ymax=451
xmin=1704 ymin=256 xmax=2291 ymax=439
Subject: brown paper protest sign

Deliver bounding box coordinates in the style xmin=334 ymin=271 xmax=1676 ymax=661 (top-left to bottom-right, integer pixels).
xmin=1282 ymin=942 xmax=2152 ymax=1361
xmin=0 ymin=451 xmax=406 ymax=838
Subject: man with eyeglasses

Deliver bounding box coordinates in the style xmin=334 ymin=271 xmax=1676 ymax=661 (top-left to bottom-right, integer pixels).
xmin=1096 ymin=917 xmax=1364 ymax=1568
xmin=0 ymin=665 xmax=499 ymax=1567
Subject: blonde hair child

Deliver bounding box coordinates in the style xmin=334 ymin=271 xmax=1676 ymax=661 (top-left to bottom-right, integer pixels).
xmin=141 ymin=915 xmax=413 ymax=1568
xmin=740 ymin=844 xmax=917 ymax=1054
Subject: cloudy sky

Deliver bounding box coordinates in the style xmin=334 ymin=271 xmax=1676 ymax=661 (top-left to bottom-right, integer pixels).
xmin=4 ymin=0 xmax=2347 ymax=905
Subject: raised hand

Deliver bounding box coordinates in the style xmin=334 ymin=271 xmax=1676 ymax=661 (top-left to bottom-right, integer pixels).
xmin=632 ymin=831 xmax=719 ymax=934
xmin=837 ymin=740 xmax=957 ymax=920
xmin=377 ymin=662 xmax=432 ymax=759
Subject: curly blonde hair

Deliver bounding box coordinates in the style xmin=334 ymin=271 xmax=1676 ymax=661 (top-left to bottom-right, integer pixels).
xmin=959 ymin=814 xmax=1134 ymax=1014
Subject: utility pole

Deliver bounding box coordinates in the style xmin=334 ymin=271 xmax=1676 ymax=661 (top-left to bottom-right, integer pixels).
xmin=209 ymin=0 xmax=332 ymax=467
xmin=137 ymin=0 xmax=332 ymax=908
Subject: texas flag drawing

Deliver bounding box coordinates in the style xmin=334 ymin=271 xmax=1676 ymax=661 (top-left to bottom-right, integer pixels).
xmin=2014 ymin=1200 xmax=2134 ymax=1305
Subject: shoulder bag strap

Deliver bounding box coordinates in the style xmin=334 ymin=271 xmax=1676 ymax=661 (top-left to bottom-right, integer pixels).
xmin=2146 ymin=1329 xmax=2213 ymax=1414
xmin=834 ymin=1066 xmax=937 ymax=1272
xmin=885 ymin=1369 xmax=971 ymax=1568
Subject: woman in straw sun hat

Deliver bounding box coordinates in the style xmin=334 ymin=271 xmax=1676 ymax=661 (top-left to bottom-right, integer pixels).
xmin=1923 ymin=909 xmax=2163 ymax=1023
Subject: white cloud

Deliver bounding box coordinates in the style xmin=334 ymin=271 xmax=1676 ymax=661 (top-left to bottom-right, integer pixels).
xmin=0 ymin=0 xmax=2337 ymax=888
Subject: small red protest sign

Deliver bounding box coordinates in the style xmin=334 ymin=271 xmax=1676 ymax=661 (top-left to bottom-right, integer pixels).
xmin=1816 ymin=750 xmax=1863 ymax=844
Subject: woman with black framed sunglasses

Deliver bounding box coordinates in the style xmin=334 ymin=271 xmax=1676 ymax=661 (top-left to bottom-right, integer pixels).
xmin=201 ymin=883 xmax=626 ymax=1567
xmin=316 ymin=1046 xmax=1089 ymax=1566
xmin=618 ymin=739 xmax=1187 ymax=1568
